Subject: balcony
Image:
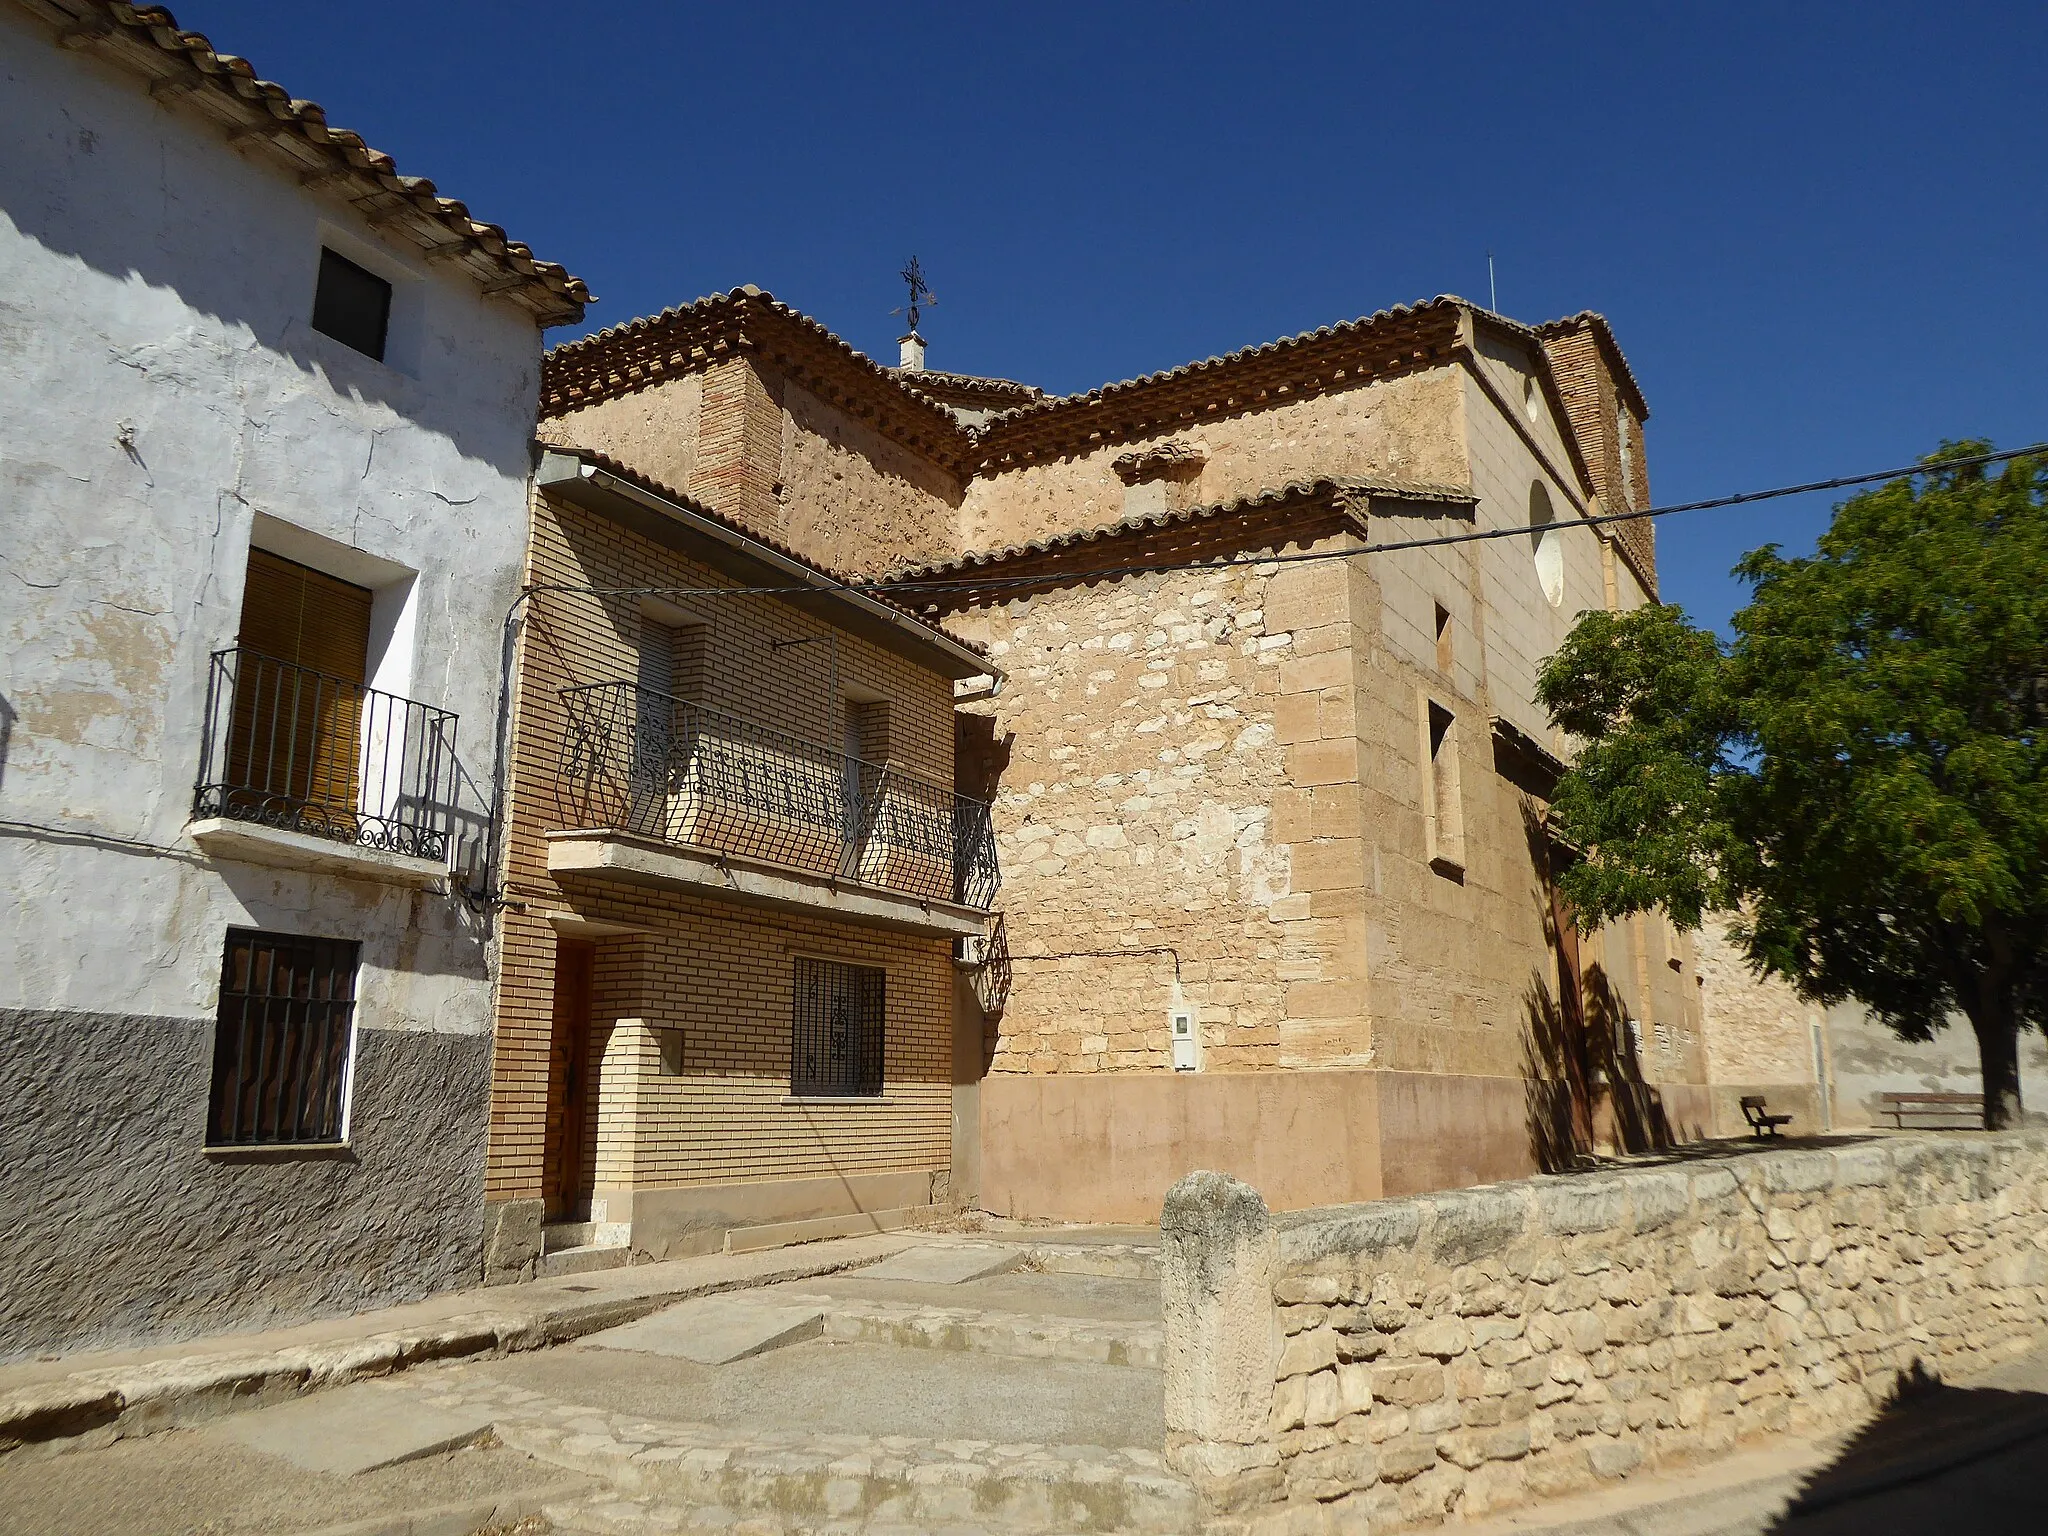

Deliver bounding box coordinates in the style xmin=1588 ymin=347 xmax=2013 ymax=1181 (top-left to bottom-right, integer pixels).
xmin=189 ymin=647 xmax=459 ymax=887
xmin=549 ymin=682 xmax=999 ymax=937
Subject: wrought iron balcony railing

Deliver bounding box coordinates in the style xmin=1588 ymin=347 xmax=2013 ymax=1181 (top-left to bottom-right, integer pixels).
xmin=556 ymin=681 xmax=1001 ymax=911
xmin=195 ymin=647 xmax=460 ymax=862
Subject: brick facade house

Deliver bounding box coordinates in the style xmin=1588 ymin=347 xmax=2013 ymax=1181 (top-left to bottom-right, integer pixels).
xmin=481 ymin=446 xmax=996 ymax=1275
xmin=515 ymin=287 xmax=1828 ymax=1250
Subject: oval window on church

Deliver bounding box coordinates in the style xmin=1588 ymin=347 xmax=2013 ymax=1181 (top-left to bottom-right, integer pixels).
xmin=1530 ymin=482 xmax=1565 ymax=608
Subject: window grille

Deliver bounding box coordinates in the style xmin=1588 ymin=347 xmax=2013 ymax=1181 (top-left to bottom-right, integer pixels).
xmin=207 ymin=929 xmax=360 ymax=1145
xmin=791 ymin=957 xmax=884 ymax=1098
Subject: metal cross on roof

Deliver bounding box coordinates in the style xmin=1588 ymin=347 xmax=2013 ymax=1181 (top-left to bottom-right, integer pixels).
xmin=891 ymin=256 xmax=937 ymax=337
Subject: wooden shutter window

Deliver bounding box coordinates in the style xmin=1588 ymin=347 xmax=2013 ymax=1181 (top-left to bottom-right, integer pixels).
xmin=230 ymin=549 xmax=376 ymax=819
xmin=238 ymin=548 xmax=373 ymax=683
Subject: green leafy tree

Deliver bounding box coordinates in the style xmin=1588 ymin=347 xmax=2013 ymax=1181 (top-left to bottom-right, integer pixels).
xmin=1537 ymin=445 xmax=2047 ymax=1129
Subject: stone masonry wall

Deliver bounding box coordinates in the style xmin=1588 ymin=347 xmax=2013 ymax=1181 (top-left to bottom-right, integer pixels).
xmin=958 ymin=369 xmax=1468 ymax=558
xmin=1161 ymin=1134 xmax=2048 ymax=1533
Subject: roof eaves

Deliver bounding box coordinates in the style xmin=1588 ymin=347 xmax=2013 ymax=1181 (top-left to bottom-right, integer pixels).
xmin=27 ymin=0 xmax=590 ymax=325
xmin=536 ymin=443 xmax=993 ymax=679
xmin=882 ymin=474 xmax=1476 ymax=585
xmin=966 ymin=297 xmax=1468 ymax=467
xmin=543 ymin=288 xmax=977 ymax=469
xmin=1534 ymin=311 xmax=1650 ymax=421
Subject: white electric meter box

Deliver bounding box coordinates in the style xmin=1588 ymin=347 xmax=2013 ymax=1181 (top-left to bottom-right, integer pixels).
xmin=1170 ymin=1007 xmax=1199 ymax=1071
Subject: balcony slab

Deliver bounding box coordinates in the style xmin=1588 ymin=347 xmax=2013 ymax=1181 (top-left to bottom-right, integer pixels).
xmin=545 ymin=830 xmax=988 ymax=939
xmin=188 ymin=817 xmax=448 ymax=889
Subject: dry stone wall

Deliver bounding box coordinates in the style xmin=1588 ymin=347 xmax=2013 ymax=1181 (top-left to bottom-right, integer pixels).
xmin=1161 ymin=1133 xmax=2048 ymax=1533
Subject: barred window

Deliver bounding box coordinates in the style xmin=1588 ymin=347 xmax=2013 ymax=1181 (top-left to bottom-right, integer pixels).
xmin=207 ymin=929 xmax=360 ymax=1145
xmin=791 ymin=957 xmax=884 ymax=1098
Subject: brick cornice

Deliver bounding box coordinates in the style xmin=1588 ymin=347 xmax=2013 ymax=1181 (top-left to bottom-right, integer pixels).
xmin=885 ymin=477 xmax=1475 ymax=613
xmin=542 ymin=287 xmax=976 ymax=473
xmin=969 ymin=301 xmax=1467 ymax=472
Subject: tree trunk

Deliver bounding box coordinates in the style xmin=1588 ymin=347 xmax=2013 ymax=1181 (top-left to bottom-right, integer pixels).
xmin=1963 ymin=980 xmax=2024 ymax=1131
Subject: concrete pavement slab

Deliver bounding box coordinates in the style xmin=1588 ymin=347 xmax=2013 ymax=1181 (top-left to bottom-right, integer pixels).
xmin=0 ymin=1427 xmax=594 ymax=1536
xmin=206 ymin=1382 xmax=496 ymax=1476
xmin=851 ymin=1243 xmax=1024 ymax=1284
xmin=0 ymin=1230 xmax=921 ymax=1456
xmin=581 ymin=1297 xmax=826 ymax=1365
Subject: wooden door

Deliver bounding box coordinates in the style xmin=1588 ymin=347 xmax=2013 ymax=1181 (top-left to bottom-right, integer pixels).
xmin=1550 ymin=879 xmax=1596 ymax=1157
xmin=543 ymin=940 xmax=597 ymax=1220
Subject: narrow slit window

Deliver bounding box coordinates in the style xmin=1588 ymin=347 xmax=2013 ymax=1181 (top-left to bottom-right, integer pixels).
xmin=1425 ymin=699 xmax=1466 ymax=875
xmin=1434 ymin=603 xmax=1454 ymax=673
xmin=207 ymin=929 xmax=360 ymax=1146
xmin=791 ymin=956 xmax=885 ymax=1097
xmin=312 ymin=248 xmax=392 ymax=361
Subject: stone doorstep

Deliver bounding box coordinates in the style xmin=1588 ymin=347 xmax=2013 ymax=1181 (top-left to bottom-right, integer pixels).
xmin=778 ymin=1293 xmax=1164 ymax=1370
xmin=0 ymin=1234 xmax=922 ymax=1460
xmin=487 ymin=1404 xmax=1201 ymax=1536
xmin=542 ymin=1245 xmax=637 ymax=1281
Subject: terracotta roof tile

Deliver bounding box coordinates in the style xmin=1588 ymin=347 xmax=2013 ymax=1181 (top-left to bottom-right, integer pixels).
xmin=888 ymin=367 xmax=1043 ymax=403
xmin=544 ymin=287 xmax=976 ymax=469
xmin=882 ymin=474 xmax=1476 ymax=587
xmin=26 ymin=1 xmax=589 ymax=324
xmin=969 ymin=298 xmax=1471 ymax=467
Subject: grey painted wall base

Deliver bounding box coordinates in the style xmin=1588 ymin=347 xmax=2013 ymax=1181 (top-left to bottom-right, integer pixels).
xmin=0 ymin=1008 xmax=489 ymax=1362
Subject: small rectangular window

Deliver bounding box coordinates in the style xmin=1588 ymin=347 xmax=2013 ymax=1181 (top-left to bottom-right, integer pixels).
xmin=312 ymin=247 xmax=391 ymax=361
xmin=1433 ymin=603 xmax=1454 ymax=673
xmin=791 ymin=956 xmax=884 ymax=1097
xmin=207 ymin=929 xmax=360 ymax=1145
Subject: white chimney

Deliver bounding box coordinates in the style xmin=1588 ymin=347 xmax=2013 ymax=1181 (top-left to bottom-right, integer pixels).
xmin=898 ymin=332 xmax=926 ymax=371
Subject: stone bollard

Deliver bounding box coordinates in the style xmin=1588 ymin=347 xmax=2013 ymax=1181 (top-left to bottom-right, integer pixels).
xmin=1161 ymin=1170 xmax=1283 ymax=1504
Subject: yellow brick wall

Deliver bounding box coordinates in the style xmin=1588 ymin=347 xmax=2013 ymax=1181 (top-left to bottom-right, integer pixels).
xmin=484 ymin=485 xmax=960 ymax=1204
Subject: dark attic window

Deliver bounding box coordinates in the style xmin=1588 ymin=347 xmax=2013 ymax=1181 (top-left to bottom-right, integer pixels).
xmin=311 ymin=248 xmax=391 ymax=361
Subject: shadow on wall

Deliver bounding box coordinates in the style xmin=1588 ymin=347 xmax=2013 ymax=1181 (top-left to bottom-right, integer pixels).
xmin=1 ymin=68 xmax=535 ymax=486
xmin=1520 ymin=965 xmax=1711 ymax=1174
xmin=1764 ymin=1359 xmax=2048 ymax=1534
xmin=1519 ymin=792 xmax=1711 ymax=1172
xmin=0 ymin=690 xmax=13 ymax=792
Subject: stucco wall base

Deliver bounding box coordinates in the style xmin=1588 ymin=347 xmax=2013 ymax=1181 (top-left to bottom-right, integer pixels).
xmin=0 ymin=1008 xmax=490 ymax=1362
xmin=983 ymin=1069 xmax=1393 ymax=1224
xmin=981 ymin=1070 xmax=1753 ymax=1224
xmin=601 ymin=1170 xmax=941 ymax=1261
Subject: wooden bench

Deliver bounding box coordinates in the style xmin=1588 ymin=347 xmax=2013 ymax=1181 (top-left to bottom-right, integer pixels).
xmin=1740 ymin=1095 xmax=1794 ymax=1137
xmin=1879 ymin=1091 xmax=1983 ymax=1129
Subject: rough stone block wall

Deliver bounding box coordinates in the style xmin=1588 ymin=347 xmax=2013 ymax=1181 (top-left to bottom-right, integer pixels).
xmin=775 ymin=376 xmax=965 ymax=578
xmin=947 ymin=545 xmax=1346 ymax=1074
xmin=1162 ymin=1134 xmax=2048 ymax=1533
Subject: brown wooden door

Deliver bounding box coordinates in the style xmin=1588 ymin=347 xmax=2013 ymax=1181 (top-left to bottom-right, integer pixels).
xmin=1549 ymin=876 xmax=1596 ymax=1157
xmin=543 ymin=940 xmax=597 ymax=1220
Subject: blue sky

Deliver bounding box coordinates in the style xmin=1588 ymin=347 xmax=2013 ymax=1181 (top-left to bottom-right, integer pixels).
xmin=189 ymin=1 xmax=2044 ymax=632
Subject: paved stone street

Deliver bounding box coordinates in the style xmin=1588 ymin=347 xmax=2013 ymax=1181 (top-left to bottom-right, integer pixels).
xmin=0 ymin=1230 xmax=1185 ymax=1535
xmin=4 ymin=1208 xmax=2047 ymax=1534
